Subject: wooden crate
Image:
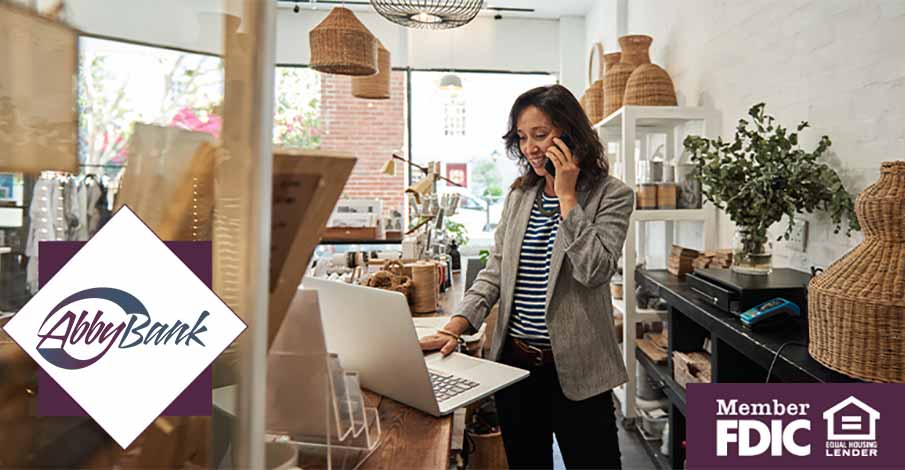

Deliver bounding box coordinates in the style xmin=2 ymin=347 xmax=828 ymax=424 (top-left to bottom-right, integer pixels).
xmin=673 ymin=351 xmax=711 ymax=389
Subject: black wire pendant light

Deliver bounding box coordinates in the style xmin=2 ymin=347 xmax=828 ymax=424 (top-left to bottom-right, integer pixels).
xmin=369 ymin=0 xmax=484 ymax=29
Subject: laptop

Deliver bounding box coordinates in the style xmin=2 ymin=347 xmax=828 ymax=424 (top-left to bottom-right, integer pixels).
xmin=302 ymin=277 xmax=529 ymax=417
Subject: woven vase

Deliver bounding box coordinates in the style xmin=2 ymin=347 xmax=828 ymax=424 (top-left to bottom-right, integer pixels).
xmin=624 ymin=63 xmax=677 ymax=106
xmin=309 ymin=7 xmax=377 ymax=76
xmin=352 ymin=40 xmax=390 ymax=99
xmin=604 ymin=35 xmax=651 ymax=118
xmin=808 ymin=161 xmax=905 ymax=382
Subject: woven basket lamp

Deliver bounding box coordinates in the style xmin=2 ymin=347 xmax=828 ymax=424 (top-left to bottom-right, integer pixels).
xmin=603 ymin=35 xmax=651 ymax=118
xmin=352 ymin=41 xmax=391 ymax=99
xmin=808 ymin=161 xmax=905 ymax=382
xmin=310 ymin=7 xmax=378 ymax=76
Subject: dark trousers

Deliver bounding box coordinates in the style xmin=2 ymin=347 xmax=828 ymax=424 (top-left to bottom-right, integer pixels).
xmin=495 ymin=339 xmax=622 ymax=469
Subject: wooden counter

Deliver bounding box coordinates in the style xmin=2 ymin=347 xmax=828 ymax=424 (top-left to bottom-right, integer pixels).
xmin=357 ymin=271 xmax=467 ymax=470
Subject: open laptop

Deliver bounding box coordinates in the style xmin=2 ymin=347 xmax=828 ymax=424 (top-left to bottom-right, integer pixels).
xmin=302 ymin=277 xmax=529 ymax=417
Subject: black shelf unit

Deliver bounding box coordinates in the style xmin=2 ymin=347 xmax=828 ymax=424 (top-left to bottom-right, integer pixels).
xmin=633 ymin=269 xmax=861 ymax=469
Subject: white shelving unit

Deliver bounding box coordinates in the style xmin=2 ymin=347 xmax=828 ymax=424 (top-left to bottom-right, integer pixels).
xmin=594 ymin=106 xmax=719 ymax=421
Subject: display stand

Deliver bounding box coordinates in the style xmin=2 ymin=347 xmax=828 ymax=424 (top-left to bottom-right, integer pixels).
xmin=264 ymin=352 xmax=381 ymax=470
xmin=593 ymin=106 xmax=719 ymax=422
xmin=261 ymin=287 xmax=381 ymax=469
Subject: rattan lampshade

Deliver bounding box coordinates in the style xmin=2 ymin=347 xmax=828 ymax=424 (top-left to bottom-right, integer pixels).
xmin=309 ymin=7 xmax=378 ymax=76
xmin=370 ymin=0 xmax=483 ymax=30
xmin=808 ymin=161 xmax=905 ymax=383
xmin=352 ymin=41 xmax=391 ymax=99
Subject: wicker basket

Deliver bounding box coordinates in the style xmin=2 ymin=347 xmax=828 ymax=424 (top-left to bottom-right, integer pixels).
xmin=309 ymin=7 xmax=377 ymax=76
xmin=808 ymin=161 xmax=905 ymax=383
xmin=604 ymin=35 xmax=651 ymax=118
xmin=584 ymin=43 xmax=605 ymax=124
xmin=352 ymin=40 xmax=390 ymax=99
xmin=624 ymin=64 xmax=677 ymax=106
xmin=366 ymin=259 xmax=413 ymax=300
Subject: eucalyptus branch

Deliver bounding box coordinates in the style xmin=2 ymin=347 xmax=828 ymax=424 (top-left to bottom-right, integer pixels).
xmin=684 ymin=103 xmax=860 ymax=244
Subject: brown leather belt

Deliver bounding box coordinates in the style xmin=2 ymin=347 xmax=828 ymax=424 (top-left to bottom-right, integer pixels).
xmin=508 ymin=337 xmax=555 ymax=367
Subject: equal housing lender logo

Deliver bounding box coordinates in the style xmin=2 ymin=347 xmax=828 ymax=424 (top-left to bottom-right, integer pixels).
xmin=2 ymin=207 xmax=246 ymax=448
xmin=687 ymin=383 xmax=904 ymax=468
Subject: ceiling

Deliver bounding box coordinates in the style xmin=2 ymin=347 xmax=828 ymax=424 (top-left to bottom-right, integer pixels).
xmin=279 ymin=0 xmax=598 ymax=19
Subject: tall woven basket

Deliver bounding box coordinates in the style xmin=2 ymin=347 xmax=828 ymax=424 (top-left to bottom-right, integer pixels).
xmin=584 ymin=43 xmax=606 ymax=124
xmin=624 ymin=36 xmax=677 ymax=106
xmin=604 ymin=35 xmax=651 ymax=118
xmin=309 ymin=7 xmax=377 ymax=76
xmin=352 ymin=40 xmax=390 ymax=99
xmin=808 ymin=161 xmax=905 ymax=383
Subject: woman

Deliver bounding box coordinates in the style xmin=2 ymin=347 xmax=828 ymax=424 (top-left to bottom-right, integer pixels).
xmin=420 ymin=84 xmax=633 ymax=469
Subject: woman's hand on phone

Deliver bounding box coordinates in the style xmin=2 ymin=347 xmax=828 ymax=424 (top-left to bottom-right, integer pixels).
xmin=419 ymin=333 xmax=459 ymax=356
xmin=546 ymin=137 xmax=580 ymax=205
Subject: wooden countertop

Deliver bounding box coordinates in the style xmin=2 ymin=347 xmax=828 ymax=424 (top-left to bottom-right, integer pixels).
xmin=358 ymin=271 xmax=466 ymax=470
xmin=359 ymin=391 xmax=453 ymax=470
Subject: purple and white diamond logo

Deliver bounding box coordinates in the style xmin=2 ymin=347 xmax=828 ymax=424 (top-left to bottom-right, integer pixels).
xmin=2 ymin=207 xmax=245 ymax=448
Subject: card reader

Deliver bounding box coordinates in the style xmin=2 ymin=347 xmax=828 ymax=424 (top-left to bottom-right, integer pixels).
xmin=740 ymin=298 xmax=800 ymax=329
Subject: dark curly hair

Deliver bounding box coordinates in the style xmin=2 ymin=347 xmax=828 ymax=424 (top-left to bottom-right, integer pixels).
xmin=503 ymin=84 xmax=608 ymax=190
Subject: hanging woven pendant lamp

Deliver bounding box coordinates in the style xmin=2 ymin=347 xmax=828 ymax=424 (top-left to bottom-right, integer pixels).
xmin=352 ymin=41 xmax=391 ymax=99
xmin=310 ymin=7 xmax=378 ymax=76
xmin=370 ymin=0 xmax=484 ymax=30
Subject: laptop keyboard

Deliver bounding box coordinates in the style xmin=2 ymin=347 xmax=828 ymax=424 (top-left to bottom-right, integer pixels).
xmin=429 ymin=371 xmax=480 ymax=402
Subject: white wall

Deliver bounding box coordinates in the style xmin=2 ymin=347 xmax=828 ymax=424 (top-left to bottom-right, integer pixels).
xmin=584 ymin=0 xmax=622 ymax=86
xmin=559 ymin=16 xmax=587 ymax=96
xmin=623 ymin=0 xmax=905 ymax=272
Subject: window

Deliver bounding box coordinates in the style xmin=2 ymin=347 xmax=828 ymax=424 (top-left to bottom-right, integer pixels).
xmin=442 ymin=93 xmax=466 ymax=137
xmin=79 ymin=37 xmax=224 ymax=174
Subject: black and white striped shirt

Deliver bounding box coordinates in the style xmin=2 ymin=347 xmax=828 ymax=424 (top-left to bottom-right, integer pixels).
xmin=509 ymin=192 xmax=559 ymax=347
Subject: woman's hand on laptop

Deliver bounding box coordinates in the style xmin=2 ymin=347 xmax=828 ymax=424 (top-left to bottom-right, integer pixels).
xmin=419 ymin=333 xmax=459 ymax=356
xmin=419 ymin=316 xmax=471 ymax=356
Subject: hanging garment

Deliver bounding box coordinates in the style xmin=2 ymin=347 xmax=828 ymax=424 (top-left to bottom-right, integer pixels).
xmin=25 ymin=176 xmax=65 ymax=293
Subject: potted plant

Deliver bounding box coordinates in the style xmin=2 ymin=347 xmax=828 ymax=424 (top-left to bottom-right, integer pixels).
xmin=683 ymin=103 xmax=859 ymax=275
xmin=445 ymin=220 xmax=469 ymax=270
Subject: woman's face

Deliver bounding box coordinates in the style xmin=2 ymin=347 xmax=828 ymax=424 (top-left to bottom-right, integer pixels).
xmin=517 ymin=105 xmax=560 ymax=177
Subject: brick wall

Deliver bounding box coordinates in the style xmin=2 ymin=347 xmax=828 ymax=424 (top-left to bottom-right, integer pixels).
xmin=622 ymin=0 xmax=905 ymax=271
xmin=319 ymin=71 xmax=407 ymax=216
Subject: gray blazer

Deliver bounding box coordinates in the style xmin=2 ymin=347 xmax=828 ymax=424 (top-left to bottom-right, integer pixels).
xmin=457 ymin=174 xmax=634 ymax=401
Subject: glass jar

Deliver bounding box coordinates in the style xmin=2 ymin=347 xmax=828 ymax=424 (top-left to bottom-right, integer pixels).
xmin=732 ymin=225 xmax=772 ymax=275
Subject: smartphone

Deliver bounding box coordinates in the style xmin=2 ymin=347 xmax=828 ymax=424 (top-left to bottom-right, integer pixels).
xmin=545 ymin=133 xmax=573 ymax=176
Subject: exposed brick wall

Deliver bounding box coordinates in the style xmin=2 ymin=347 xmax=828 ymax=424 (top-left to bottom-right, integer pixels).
xmin=319 ymin=71 xmax=407 ymax=216
xmin=621 ymin=0 xmax=905 ymax=271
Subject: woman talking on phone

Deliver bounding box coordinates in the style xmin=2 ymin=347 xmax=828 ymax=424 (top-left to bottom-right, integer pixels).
xmin=420 ymin=84 xmax=633 ymax=469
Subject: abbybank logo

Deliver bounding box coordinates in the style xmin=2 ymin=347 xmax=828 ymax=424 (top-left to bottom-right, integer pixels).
xmin=688 ymin=384 xmax=901 ymax=468
xmin=36 ymin=287 xmax=209 ymax=370
xmin=2 ymin=207 xmax=245 ymax=448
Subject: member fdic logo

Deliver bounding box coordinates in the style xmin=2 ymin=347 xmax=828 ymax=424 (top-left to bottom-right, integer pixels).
xmin=2 ymin=207 xmax=246 ymax=448
xmin=688 ymin=384 xmax=900 ymax=468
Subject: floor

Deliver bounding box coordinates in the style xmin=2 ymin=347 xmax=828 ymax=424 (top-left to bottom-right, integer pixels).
xmin=552 ymin=419 xmax=654 ymax=470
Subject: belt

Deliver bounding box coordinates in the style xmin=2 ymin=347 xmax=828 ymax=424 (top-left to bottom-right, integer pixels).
xmin=508 ymin=337 xmax=554 ymax=367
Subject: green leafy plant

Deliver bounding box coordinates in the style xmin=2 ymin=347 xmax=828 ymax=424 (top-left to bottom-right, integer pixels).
xmin=683 ymin=103 xmax=859 ymax=255
xmin=445 ymin=219 xmax=469 ymax=247
xmin=479 ymin=249 xmax=490 ymax=266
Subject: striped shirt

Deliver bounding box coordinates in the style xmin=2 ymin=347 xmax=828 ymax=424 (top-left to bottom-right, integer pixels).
xmin=508 ymin=192 xmax=559 ymax=347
